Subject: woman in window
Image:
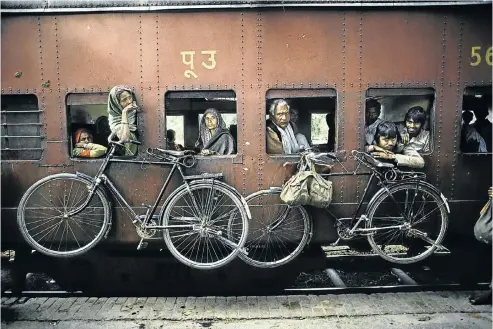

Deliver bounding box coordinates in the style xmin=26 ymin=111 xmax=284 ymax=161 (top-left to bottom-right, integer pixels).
xmin=195 ymin=108 xmax=235 ymax=156
xmin=72 ymin=128 xmax=107 ymax=158
xmin=107 ymin=85 xmax=139 ymax=155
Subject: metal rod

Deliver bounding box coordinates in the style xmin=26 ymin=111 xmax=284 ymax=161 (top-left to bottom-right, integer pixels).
xmin=1 ymin=135 xmax=43 ymax=138
xmin=391 ymin=268 xmax=418 ymax=286
xmin=325 ymin=268 xmax=346 ymax=288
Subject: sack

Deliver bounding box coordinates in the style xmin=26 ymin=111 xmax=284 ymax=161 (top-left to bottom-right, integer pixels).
xmin=474 ymin=200 xmax=492 ymax=244
xmin=280 ymin=170 xmax=333 ymax=208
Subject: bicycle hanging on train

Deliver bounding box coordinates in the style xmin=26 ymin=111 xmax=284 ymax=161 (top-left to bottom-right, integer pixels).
xmin=241 ymin=150 xmax=450 ymax=268
xmin=16 ymin=134 xmax=250 ymax=270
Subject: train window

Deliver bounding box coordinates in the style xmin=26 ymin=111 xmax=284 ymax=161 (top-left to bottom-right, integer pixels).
xmin=364 ymin=88 xmax=435 ymax=154
xmin=266 ymin=89 xmax=337 ymax=155
xmin=1 ymin=94 xmax=43 ymax=160
xmin=66 ymin=93 xmax=111 ymax=158
xmin=460 ymin=86 xmax=492 ymax=154
xmin=165 ymin=90 xmax=237 ymax=156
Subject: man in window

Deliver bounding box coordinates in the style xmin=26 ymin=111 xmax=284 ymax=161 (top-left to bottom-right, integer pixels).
xmin=266 ymin=99 xmax=309 ymax=154
xmin=398 ymin=106 xmax=430 ymax=153
xmin=364 ymin=98 xmax=384 ymax=146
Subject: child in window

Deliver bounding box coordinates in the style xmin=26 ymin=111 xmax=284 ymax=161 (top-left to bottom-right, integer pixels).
xmin=367 ymin=121 xmax=424 ymax=169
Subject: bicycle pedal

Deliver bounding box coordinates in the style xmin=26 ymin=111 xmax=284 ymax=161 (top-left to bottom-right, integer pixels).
xmin=137 ymin=240 xmax=148 ymax=250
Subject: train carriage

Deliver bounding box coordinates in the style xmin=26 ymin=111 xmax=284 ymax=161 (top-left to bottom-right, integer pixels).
xmin=1 ymin=0 xmax=491 ymax=293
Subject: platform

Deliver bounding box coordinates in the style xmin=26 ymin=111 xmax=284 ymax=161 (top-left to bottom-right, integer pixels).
xmin=1 ymin=290 xmax=492 ymax=328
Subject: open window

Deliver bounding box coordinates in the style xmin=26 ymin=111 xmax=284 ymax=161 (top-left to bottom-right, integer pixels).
xmin=1 ymin=94 xmax=43 ymax=160
xmin=165 ymin=90 xmax=237 ymax=156
xmin=460 ymin=86 xmax=492 ymax=154
xmin=364 ymin=88 xmax=435 ymax=154
xmin=66 ymin=93 xmax=111 ymax=159
xmin=265 ymin=89 xmax=337 ymax=155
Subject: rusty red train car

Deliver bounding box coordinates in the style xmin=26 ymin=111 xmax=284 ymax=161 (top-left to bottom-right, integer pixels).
xmin=1 ymin=0 xmax=491 ymax=292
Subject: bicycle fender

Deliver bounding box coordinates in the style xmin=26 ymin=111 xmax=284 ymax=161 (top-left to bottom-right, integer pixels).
xmin=367 ymin=180 xmax=450 ymax=214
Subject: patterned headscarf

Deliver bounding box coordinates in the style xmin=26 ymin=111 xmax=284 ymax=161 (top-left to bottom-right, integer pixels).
xmin=107 ymin=85 xmax=138 ymax=133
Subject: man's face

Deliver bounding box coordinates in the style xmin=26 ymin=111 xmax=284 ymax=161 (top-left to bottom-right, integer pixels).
xmin=79 ymin=132 xmax=93 ymax=144
xmin=273 ymin=105 xmax=290 ymax=129
xmin=366 ymin=107 xmax=380 ymax=126
xmin=205 ymin=113 xmax=218 ymax=130
xmin=378 ymin=136 xmax=397 ymax=151
xmin=405 ymin=118 xmax=422 ymax=137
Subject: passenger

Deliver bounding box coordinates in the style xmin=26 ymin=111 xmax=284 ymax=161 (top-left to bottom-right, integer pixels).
xmin=72 ymin=128 xmax=107 ymax=158
xmin=229 ymin=124 xmax=238 ymax=152
xmin=367 ymin=121 xmax=424 ymax=168
xmin=469 ymin=186 xmax=492 ymax=305
xmin=94 ymin=115 xmax=111 ymax=147
xmin=461 ymin=110 xmax=487 ymax=153
xmin=195 ymin=108 xmax=235 ymax=155
xmin=364 ymin=98 xmax=384 ymax=146
xmin=166 ymin=129 xmax=184 ymax=151
xmin=107 ymin=85 xmax=139 ymax=155
xmin=398 ymin=106 xmax=430 ymax=153
xmin=473 ymin=104 xmax=492 ymax=152
xmin=326 ymin=111 xmax=336 ymax=152
xmin=266 ymin=99 xmax=310 ymax=154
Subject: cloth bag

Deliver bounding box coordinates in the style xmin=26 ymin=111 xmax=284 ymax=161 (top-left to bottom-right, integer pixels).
xmin=280 ymin=156 xmax=333 ymax=208
xmin=474 ymin=199 xmax=492 ymax=244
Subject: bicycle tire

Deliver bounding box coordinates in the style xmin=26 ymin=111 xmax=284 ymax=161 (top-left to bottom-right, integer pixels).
xmin=239 ymin=189 xmax=311 ymax=268
xmin=366 ymin=181 xmax=448 ymax=264
xmin=162 ymin=182 xmax=249 ymax=270
xmin=17 ymin=173 xmax=111 ymax=258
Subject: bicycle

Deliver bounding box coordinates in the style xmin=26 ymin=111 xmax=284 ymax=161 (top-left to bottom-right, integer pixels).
xmin=240 ymin=149 xmax=450 ymax=267
xmin=16 ymin=135 xmax=250 ymax=270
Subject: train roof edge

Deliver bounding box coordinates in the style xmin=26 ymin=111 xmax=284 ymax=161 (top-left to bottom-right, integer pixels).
xmin=1 ymin=0 xmax=491 ymax=13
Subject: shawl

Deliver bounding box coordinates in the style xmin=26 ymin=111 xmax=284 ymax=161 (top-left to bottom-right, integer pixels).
xmin=195 ymin=108 xmax=235 ymax=155
xmin=108 ymin=85 xmax=138 ymax=134
xmin=266 ymin=120 xmax=300 ymax=154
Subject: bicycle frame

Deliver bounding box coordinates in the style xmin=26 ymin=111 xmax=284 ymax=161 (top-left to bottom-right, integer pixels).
xmin=67 ymin=143 xmax=210 ymax=232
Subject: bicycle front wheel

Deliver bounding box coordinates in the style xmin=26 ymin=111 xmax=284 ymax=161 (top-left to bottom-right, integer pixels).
xmin=366 ymin=182 xmax=448 ymax=264
xmin=162 ymin=182 xmax=248 ymax=270
xmin=240 ymin=189 xmax=311 ymax=268
xmin=17 ymin=173 xmax=111 ymax=257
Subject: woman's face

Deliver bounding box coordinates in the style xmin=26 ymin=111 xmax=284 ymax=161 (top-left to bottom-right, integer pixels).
xmin=79 ymin=132 xmax=93 ymax=144
xmin=118 ymin=91 xmax=134 ymax=109
xmin=205 ymin=112 xmax=218 ymax=130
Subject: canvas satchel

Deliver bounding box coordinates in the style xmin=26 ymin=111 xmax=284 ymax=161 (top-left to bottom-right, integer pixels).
xmin=280 ymin=156 xmax=333 ymax=208
xmin=474 ymin=199 xmax=492 ymax=244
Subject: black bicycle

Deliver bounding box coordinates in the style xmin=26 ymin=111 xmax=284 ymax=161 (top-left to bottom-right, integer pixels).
xmin=17 ymin=135 xmax=250 ymax=270
xmin=241 ymin=150 xmax=449 ymax=267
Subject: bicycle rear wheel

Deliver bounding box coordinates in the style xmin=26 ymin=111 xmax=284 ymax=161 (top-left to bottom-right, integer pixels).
xmin=240 ymin=189 xmax=311 ymax=268
xmin=17 ymin=173 xmax=111 ymax=257
xmin=366 ymin=182 xmax=448 ymax=264
xmin=162 ymin=182 xmax=248 ymax=270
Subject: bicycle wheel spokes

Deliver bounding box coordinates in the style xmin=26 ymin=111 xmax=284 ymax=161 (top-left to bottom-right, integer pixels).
xmin=163 ymin=182 xmax=248 ymax=270
xmin=18 ymin=174 xmax=111 ymax=257
xmin=367 ymin=183 xmax=448 ymax=264
xmin=240 ymin=190 xmax=311 ymax=268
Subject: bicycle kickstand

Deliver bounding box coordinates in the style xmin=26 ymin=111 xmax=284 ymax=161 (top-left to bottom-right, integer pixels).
xmin=330 ymin=238 xmax=341 ymax=246
xmin=137 ymin=238 xmax=148 ymax=250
